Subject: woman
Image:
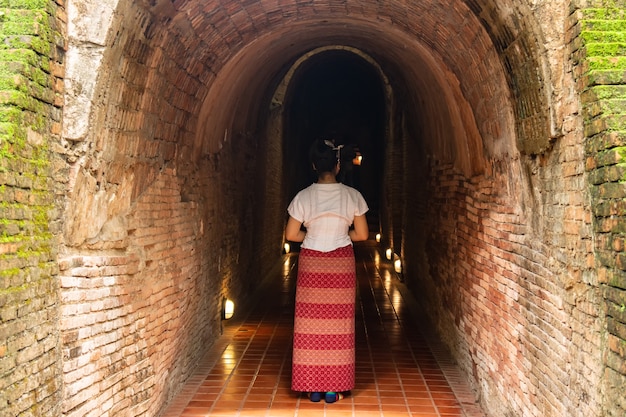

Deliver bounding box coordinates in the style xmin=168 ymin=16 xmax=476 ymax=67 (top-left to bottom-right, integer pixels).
xmin=285 ymin=139 xmax=369 ymax=403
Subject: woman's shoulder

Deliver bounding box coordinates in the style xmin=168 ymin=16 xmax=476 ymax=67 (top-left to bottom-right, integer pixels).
xmin=293 ymin=183 xmax=317 ymax=199
xmin=339 ymin=183 xmax=362 ymax=194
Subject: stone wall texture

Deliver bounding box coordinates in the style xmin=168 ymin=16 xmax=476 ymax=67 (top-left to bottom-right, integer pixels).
xmin=0 ymin=0 xmax=624 ymax=417
xmin=0 ymin=0 xmax=65 ymax=416
xmin=576 ymin=2 xmax=626 ymax=415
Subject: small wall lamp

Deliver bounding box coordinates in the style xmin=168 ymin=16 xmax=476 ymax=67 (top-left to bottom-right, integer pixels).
xmin=375 ymin=233 xmax=381 ymax=243
xmin=385 ymin=248 xmax=393 ymax=260
xmin=394 ymin=259 xmax=402 ymax=274
xmin=284 ymin=243 xmax=291 ymax=254
xmin=223 ymin=298 xmax=235 ymax=320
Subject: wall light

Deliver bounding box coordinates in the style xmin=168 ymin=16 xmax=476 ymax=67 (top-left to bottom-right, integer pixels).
xmin=375 ymin=233 xmax=381 ymax=243
xmin=223 ymin=298 xmax=235 ymax=320
xmin=385 ymin=248 xmax=393 ymax=260
xmin=352 ymin=152 xmax=363 ymax=166
xmin=284 ymin=242 xmax=291 ymax=254
xmin=394 ymin=259 xmax=402 ymax=274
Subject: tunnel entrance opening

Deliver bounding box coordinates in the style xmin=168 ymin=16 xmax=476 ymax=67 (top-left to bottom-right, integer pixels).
xmin=281 ymin=49 xmax=387 ymax=225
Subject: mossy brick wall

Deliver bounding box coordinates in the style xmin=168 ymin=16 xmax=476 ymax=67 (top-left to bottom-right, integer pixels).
xmin=0 ymin=1 xmax=64 ymax=416
xmin=573 ymin=1 xmax=626 ymax=416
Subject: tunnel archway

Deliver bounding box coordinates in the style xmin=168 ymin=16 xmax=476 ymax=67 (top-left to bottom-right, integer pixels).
xmin=57 ymin=1 xmax=604 ymax=417
xmin=279 ymin=47 xmax=387 ymax=222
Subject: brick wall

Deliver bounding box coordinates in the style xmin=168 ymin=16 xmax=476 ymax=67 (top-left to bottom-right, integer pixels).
xmin=573 ymin=2 xmax=626 ymax=416
xmin=55 ymin=1 xmax=284 ymax=414
xmin=2 ymin=1 xmax=622 ymax=417
xmin=394 ymin=3 xmax=626 ymax=414
xmin=414 ymin=152 xmax=600 ymax=416
xmin=394 ymin=3 xmax=610 ymax=416
xmin=397 ymin=117 xmax=601 ymax=416
xmin=58 ymin=128 xmax=277 ymax=416
xmin=59 ymin=166 xmax=218 ymax=417
xmin=0 ymin=1 xmax=65 ymax=416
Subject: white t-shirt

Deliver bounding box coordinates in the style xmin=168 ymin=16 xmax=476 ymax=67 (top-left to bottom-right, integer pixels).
xmin=287 ymin=183 xmax=369 ymax=252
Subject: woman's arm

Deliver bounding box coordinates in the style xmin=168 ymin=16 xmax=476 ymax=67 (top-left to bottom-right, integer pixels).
xmin=349 ymin=214 xmax=369 ymax=242
xmin=285 ymin=216 xmax=306 ymax=242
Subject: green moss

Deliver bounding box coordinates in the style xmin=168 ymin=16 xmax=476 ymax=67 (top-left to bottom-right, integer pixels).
xmin=0 ymin=88 xmax=46 ymax=112
xmin=0 ymin=267 xmax=21 ymax=278
xmin=1 ymin=9 xmax=49 ymax=34
xmin=590 ymin=85 xmax=626 ymax=100
xmin=582 ymin=31 xmax=626 ymax=44
xmin=582 ymin=8 xmax=626 ymax=20
xmin=0 ymin=0 xmax=50 ymax=10
xmin=581 ymin=19 xmax=626 ymax=32
xmin=587 ymin=69 xmax=626 ymax=85
xmin=593 ymin=99 xmax=626 ymax=115
xmin=0 ymin=0 xmax=57 ymax=321
xmin=588 ymin=56 xmax=626 ymax=71
xmin=585 ymin=42 xmax=626 ymax=57
xmin=0 ymin=49 xmax=40 ymax=70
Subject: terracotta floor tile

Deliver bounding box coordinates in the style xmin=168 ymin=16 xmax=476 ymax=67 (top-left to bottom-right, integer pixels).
xmin=265 ymin=411 xmax=295 ymax=417
xmin=325 ymin=408 xmax=355 ymax=416
xmin=161 ymin=242 xmax=485 ymax=417
xmin=354 ymin=403 xmax=382 ymax=412
xmin=380 ymin=403 xmax=410 ymax=412
xmin=350 ymin=412 xmax=381 ymax=417
xmin=180 ymin=406 xmax=212 ymax=415
xmin=210 ymin=399 xmax=241 ymax=409
xmin=241 ymin=400 xmax=271 ymax=409
xmin=238 ymin=411 xmax=268 ymax=417
xmin=296 ymin=410 xmax=325 ymax=417
xmin=409 ymin=404 xmax=438 ymax=413
xmin=406 ymin=397 xmax=434 ymax=406
xmin=378 ymin=390 xmax=405 ymax=398
xmin=352 ymin=395 xmax=380 ymax=405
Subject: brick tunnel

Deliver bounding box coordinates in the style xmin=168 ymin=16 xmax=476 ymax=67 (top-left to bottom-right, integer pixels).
xmin=2 ymin=1 xmax=626 ymax=417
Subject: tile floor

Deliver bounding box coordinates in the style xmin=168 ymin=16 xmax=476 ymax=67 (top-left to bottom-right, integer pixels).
xmin=161 ymin=240 xmax=486 ymax=417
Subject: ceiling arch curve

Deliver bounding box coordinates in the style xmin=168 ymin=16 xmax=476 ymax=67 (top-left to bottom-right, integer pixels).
xmin=61 ymin=0 xmax=554 ymax=239
xmin=66 ymin=0 xmax=541 ymax=161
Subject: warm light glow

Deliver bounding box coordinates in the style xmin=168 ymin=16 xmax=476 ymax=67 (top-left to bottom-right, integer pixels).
xmin=373 ymin=251 xmax=380 ymax=265
xmin=375 ymin=233 xmax=381 ymax=243
xmin=284 ymin=243 xmax=291 ymax=253
xmin=222 ymin=345 xmax=236 ymax=361
xmin=352 ymin=153 xmax=363 ymax=166
xmin=385 ymin=248 xmax=393 ymax=260
xmin=394 ymin=259 xmax=402 ymax=273
xmin=224 ymin=299 xmax=235 ymax=320
xmin=221 ymin=345 xmax=237 ymax=369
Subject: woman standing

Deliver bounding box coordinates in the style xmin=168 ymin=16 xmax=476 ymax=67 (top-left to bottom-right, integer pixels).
xmin=285 ymin=139 xmax=369 ymax=403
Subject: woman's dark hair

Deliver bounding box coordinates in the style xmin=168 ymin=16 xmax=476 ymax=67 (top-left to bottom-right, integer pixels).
xmin=309 ymin=139 xmax=339 ymax=173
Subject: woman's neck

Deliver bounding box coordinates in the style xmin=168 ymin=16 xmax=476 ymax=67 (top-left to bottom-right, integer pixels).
xmin=317 ymin=173 xmax=337 ymax=184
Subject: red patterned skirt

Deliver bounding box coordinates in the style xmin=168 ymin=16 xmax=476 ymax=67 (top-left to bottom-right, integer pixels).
xmin=292 ymin=245 xmax=356 ymax=393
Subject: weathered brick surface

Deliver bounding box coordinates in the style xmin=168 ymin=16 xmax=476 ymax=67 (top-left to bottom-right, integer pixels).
xmin=408 ymin=141 xmax=600 ymax=417
xmin=0 ymin=1 xmax=65 ymax=416
xmin=51 ymin=0 xmax=285 ymax=414
xmin=574 ymin=3 xmax=626 ymax=416
xmin=58 ymin=132 xmax=275 ymax=416
xmin=390 ymin=2 xmax=615 ymax=416
xmin=2 ymin=0 xmax=625 ymax=417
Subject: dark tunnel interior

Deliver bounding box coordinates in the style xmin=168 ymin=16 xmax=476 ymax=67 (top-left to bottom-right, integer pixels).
xmin=283 ymin=50 xmax=387 ymax=222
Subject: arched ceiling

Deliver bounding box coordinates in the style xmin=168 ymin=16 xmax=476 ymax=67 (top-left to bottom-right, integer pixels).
xmin=66 ymin=0 xmax=553 ymax=159
xmin=62 ymin=0 xmax=554 ymax=243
